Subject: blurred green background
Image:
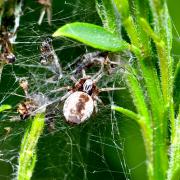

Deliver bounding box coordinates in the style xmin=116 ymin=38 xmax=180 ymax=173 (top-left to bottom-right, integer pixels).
xmin=0 ymin=0 xmax=179 ymax=180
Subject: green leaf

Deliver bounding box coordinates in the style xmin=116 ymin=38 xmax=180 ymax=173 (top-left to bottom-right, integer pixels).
xmin=0 ymin=104 xmax=11 ymax=113
xmin=53 ymin=22 xmax=129 ymax=52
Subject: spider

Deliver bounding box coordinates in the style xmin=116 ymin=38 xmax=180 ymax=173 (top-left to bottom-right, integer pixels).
xmin=51 ymin=70 xmax=124 ymax=124
xmin=18 ymin=52 xmax=124 ymax=125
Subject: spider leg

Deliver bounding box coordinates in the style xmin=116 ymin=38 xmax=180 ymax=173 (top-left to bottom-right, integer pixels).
xmin=93 ymin=95 xmax=103 ymax=113
xmin=60 ymin=90 xmax=74 ymax=101
xmin=38 ymin=7 xmax=46 ymax=25
xmin=71 ymin=52 xmax=106 ymax=75
xmin=92 ymin=57 xmax=107 ymax=81
xmin=82 ymin=69 xmax=86 ymax=78
xmin=50 ymin=86 xmax=71 ymax=93
xmin=38 ymin=0 xmax=52 ymax=25
xmin=99 ymin=87 xmax=125 ymax=92
xmin=90 ymin=56 xmax=105 ymax=64
xmin=46 ymin=5 xmax=52 ymax=25
xmin=70 ymin=75 xmax=78 ymax=83
xmin=33 ymin=90 xmax=73 ymax=116
xmin=110 ymin=61 xmax=122 ymax=65
xmin=93 ymin=95 xmax=103 ymax=104
xmin=93 ymin=99 xmax=98 ymax=113
xmin=90 ymin=55 xmax=112 ymax=75
xmin=93 ymin=72 xmax=104 ymax=83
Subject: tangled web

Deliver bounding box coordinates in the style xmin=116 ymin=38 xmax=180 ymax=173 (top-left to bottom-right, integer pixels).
xmin=0 ymin=0 xmax=148 ymax=179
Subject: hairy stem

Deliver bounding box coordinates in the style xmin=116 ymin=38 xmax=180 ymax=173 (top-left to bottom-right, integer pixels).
xmin=125 ymin=67 xmax=154 ymax=180
xmin=17 ymin=113 xmax=45 ymax=180
xmin=113 ymin=0 xmax=169 ymax=179
xmin=168 ymin=107 xmax=180 ymax=180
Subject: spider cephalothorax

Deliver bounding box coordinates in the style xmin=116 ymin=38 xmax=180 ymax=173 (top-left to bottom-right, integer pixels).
xmin=71 ymin=77 xmax=99 ymax=97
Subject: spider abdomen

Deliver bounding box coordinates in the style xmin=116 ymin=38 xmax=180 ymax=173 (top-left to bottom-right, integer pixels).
xmin=63 ymin=91 xmax=94 ymax=124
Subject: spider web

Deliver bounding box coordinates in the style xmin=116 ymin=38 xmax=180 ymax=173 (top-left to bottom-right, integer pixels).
xmin=0 ymin=0 xmax=154 ymax=179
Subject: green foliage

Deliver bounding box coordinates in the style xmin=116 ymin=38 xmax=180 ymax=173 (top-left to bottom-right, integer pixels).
xmin=53 ymin=0 xmax=179 ymax=180
xmin=53 ymin=22 xmax=129 ymax=52
xmin=0 ymin=0 xmax=179 ymax=179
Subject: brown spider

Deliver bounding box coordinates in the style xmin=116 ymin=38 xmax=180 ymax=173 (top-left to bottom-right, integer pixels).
xmin=17 ymin=49 xmax=124 ymax=125
xmin=51 ymin=70 xmax=124 ymax=124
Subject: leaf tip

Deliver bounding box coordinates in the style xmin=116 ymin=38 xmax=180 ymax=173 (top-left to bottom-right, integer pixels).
xmin=0 ymin=104 xmax=12 ymax=113
xmin=111 ymin=105 xmax=119 ymax=111
xmin=52 ymin=30 xmax=60 ymax=37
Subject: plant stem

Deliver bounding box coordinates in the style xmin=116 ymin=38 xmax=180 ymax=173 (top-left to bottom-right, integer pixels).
xmin=0 ymin=104 xmax=11 ymax=112
xmin=17 ymin=113 xmax=45 ymax=180
xmin=113 ymin=0 xmax=170 ymax=179
xmin=168 ymin=107 xmax=180 ymax=180
xmin=125 ymin=67 xmax=154 ymax=180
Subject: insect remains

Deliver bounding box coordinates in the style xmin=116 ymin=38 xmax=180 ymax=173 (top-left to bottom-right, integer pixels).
xmin=66 ymin=51 xmax=122 ymax=77
xmin=17 ymin=79 xmax=49 ymax=119
xmin=40 ymin=37 xmax=63 ymax=81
